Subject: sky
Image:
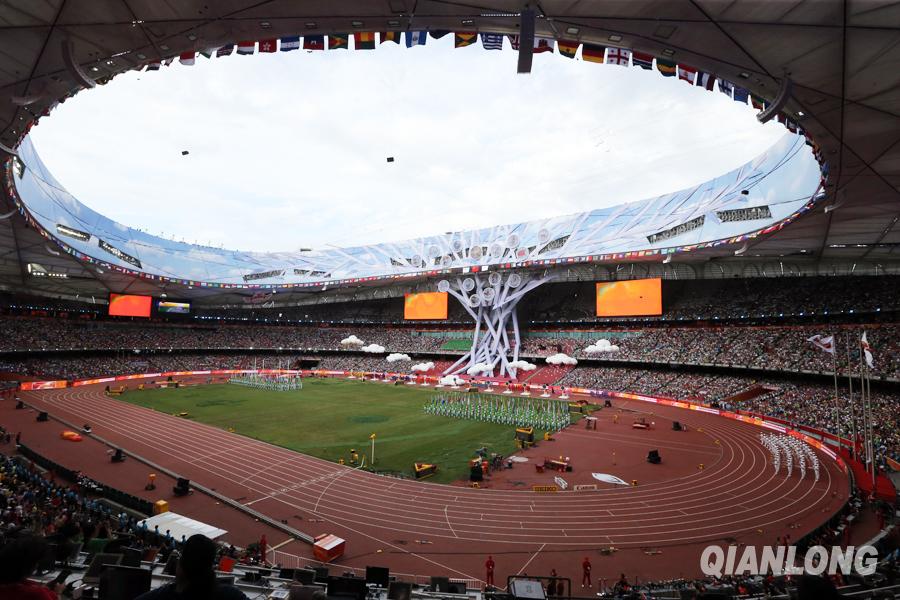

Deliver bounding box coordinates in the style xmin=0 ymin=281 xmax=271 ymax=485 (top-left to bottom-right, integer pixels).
xmin=29 ymin=39 xmax=788 ymax=253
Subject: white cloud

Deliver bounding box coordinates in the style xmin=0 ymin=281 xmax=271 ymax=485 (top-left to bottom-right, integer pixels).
xmin=410 ymin=361 xmax=434 ymax=372
xmin=360 ymin=343 xmax=385 ymax=353
xmin=584 ymin=339 xmax=620 ymax=354
xmin=546 ymin=353 xmax=577 ymax=366
xmin=386 ymin=353 xmax=411 ymax=362
xmin=439 ymin=374 xmax=466 ymax=386
xmin=466 ymin=362 xmax=493 ymax=376
xmin=340 ymin=335 xmax=364 ymax=346
xmin=508 ymin=360 xmax=536 ymax=371
xmin=29 ymin=43 xmax=786 ymax=253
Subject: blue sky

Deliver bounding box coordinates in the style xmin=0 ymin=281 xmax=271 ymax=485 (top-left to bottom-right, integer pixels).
xmin=30 ymin=39 xmax=788 ymax=252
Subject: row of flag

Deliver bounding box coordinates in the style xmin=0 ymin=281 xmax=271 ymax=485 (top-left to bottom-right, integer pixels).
xmin=807 ymin=333 xmax=875 ymax=367
xmin=144 ymin=31 xmax=803 ymax=132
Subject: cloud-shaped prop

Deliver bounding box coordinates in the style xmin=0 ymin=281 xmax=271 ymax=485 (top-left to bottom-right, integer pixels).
xmin=584 ymin=339 xmax=620 ymax=354
xmin=340 ymin=335 xmax=365 ymax=346
xmin=386 ymin=353 xmax=411 ymax=363
xmin=546 ymin=353 xmax=578 ymax=366
xmin=508 ymin=360 xmax=537 ymax=371
xmin=466 ymin=362 xmax=493 ymax=376
xmin=439 ymin=374 xmax=466 ymax=386
xmin=361 ymin=343 xmax=386 ymax=353
xmin=410 ymin=362 xmax=435 ymax=372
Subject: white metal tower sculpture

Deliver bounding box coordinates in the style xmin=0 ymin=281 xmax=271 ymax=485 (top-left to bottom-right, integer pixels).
xmin=440 ymin=271 xmax=550 ymax=379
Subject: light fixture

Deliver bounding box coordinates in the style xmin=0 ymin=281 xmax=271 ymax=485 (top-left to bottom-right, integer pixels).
xmin=661 ymin=48 xmax=675 ymax=56
xmin=797 ymin=110 xmax=805 ymax=117
xmin=160 ymin=44 xmax=169 ymax=50
xmin=260 ymin=21 xmax=271 ymax=29
xmin=608 ymin=34 xmax=622 ymax=42
xmin=739 ymin=71 xmax=750 ymax=78
xmin=565 ymin=26 xmax=579 ymax=35
xmin=388 ymin=20 xmax=400 ymax=27
xmin=136 ymin=53 xmax=146 ymax=59
xmin=461 ymin=19 xmax=474 ymax=26
xmin=351 ymin=20 xmax=363 ymax=27
xmin=305 ymin=22 xmax=317 ymax=29
xmin=187 ymin=33 xmax=197 ymax=41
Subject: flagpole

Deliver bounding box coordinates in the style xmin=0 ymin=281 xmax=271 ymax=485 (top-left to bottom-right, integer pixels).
xmin=831 ymin=336 xmax=840 ymax=443
xmin=846 ymin=332 xmax=857 ymax=458
xmin=858 ymin=334 xmax=869 ymax=472
xmin=865 ymin=365 xmax=875 ymax=488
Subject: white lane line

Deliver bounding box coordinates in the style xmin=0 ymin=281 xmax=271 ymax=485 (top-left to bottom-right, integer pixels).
xmin=516 ymin=543 xmax=547 ymax=575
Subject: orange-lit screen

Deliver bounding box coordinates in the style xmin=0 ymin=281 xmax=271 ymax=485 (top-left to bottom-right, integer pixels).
xmin=108 ymin=294 xmax=153 ymax=318
xmin=596 ymin=279 xmax=662 ymax=317
xmin=404 ymin=292 xmax=448 ymax=320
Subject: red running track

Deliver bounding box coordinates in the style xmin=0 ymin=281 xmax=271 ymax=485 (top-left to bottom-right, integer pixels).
xmin=22 ymin=382 xmax=850 ymax=585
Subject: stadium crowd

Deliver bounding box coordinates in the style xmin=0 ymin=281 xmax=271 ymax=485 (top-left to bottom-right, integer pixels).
xmin=0 ymin=451 xmax=269 ymax=598
xmin=1 ymin=316 xmax=898 ymax=380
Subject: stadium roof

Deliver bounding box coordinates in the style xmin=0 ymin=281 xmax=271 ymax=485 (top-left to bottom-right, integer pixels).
xmin=0 ymin=1 xmax=898 ymax=304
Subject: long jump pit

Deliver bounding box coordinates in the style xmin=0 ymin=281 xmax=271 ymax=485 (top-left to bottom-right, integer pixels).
xmin=16 ymin=378 xmax=850 ymax=588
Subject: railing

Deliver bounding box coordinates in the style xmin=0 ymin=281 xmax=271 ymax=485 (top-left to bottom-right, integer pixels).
xmin=15 ymin=442 xmax=155 ymax=515
xmin=268 ymin=550 xmax=482 ymax=589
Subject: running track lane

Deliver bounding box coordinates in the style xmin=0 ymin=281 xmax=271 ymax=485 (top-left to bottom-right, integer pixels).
xmin=24 ymin=385 xmax=848 ymax=553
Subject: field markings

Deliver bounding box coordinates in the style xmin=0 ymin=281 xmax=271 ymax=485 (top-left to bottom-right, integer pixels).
xmin=516 ymin=543 xmax=546 ymax=575
xmin=444 ymin=505 xmax=458 ymax=538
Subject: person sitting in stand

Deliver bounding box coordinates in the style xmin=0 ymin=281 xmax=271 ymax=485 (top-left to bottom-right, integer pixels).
xmin=137 ymin=534 xmax=248 ymax=599
xmin=0 ymin=533 xmax=64 ymax=599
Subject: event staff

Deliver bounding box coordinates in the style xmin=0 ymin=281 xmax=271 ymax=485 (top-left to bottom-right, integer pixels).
xmin=484 ymin=555 xmax=495 ymax=587
xmin=581 ymin=556 xmax=592 ymax=588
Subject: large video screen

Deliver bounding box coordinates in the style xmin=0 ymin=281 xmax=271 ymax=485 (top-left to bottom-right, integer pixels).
xmin=596 ymin=279 xmax=662 ymax=317
xmin=404 ymin=292 xmax=448 ymax=320
xmin=158 ymin=300 xmax=191 ymax=314
xmin=108 ymin=294 xmax=153 ymax=318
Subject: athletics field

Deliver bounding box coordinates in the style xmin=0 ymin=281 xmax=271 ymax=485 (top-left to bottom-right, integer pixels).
xmin=119 ymin=378 xmax=548 ymax=483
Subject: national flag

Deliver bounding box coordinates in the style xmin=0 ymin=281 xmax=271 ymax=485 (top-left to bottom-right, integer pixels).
xmin=163 ymin=57 xmax=175 ymax=66
xmin=718 ymin=79 xmax=734 ymax=98
xmin=606 ymin=47 xmax=630 ymax=66
xmin=807 ymin=335 xmax=835 ymax=355
xmin=733 ymin=86 xmax=749 ymax=104
xmin=534 ymin=37 xmax=554 ymax=53
xmin=304 ymin=35 xmax=325 ymax=50
xmin=199 ymin=47 xmax=218 ymax=59
xmin=237 ymin=41 xmax=255 ymax=55
xmin=280 ymin=36 xmax=301 ymax=51
xmin=178 ymin=51 xmax=195 ymax=66
xmin=860 ymin=332 xmax=874 ymax=367
xmin=481 ymin=33 xmax=503 ymax=50
xmin=557 ymin=39 xmax=579 ymax=58
xmin=582 ymin=44 xmax=606 ymax=63
xmin=217 ymin=44 xmax=234 ymax=57
xmin=677 ymin=64 xmax=697 ymax=84
xmin=656 ymin=59 xmax=676 ymax=77
xmin=380 ymin=32 xmax=400 ymax=44
xmin=258 ymin=39 xmax=278 ymax=53
xmin=696 ymin=70 xmax=715 ymax=90
xmin=329 ymin=34 xmax=349 ymax=49
xmin=454 ymin=32 xmax=477 ymax=47
xmin=405 ymin=31 xmax=427 ymax=47
xmin=508 ymin=35 xmax=520 ymax=50
xmin=145 ymin=61 xmax=161 ymax=71
xmin=632 ymin=51 xmax=653 ymax=70
xmin=429 ymin=30 xmax=451 ymax=39
xmin=751 ymin=94 xmax=766 ymax=109
xmin=354 ymin=32 xmax=376 ymax=49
